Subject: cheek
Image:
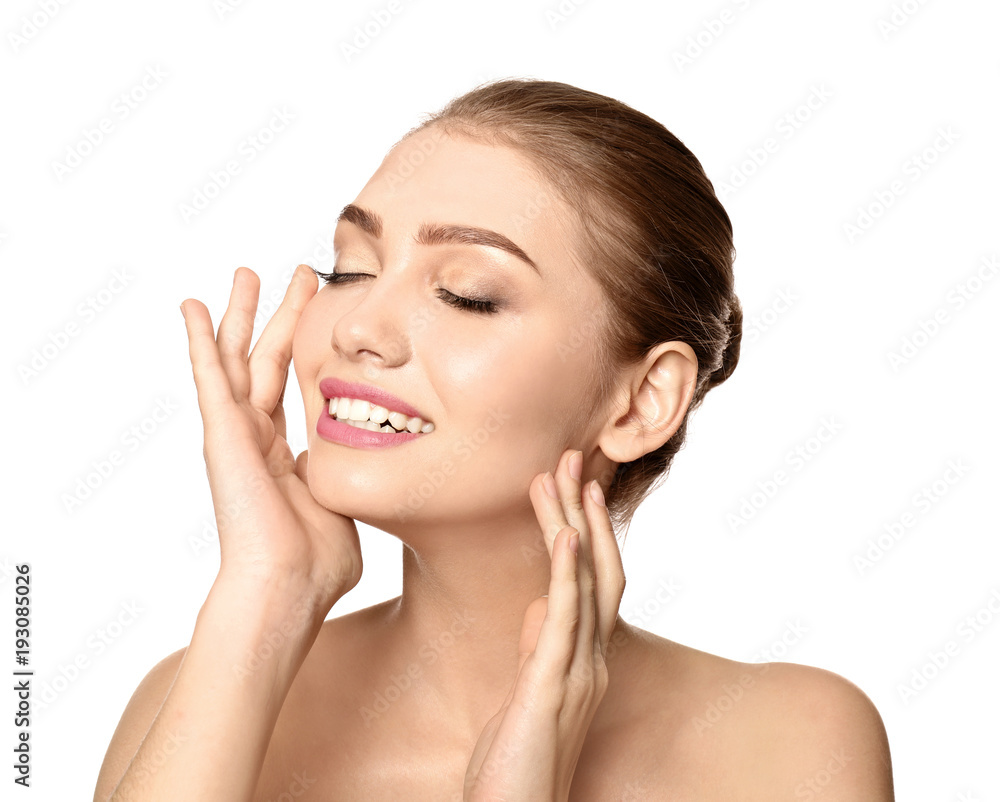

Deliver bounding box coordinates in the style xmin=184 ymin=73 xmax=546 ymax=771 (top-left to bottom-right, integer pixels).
xmin=449 ymin=321 xmax=585 ymax=445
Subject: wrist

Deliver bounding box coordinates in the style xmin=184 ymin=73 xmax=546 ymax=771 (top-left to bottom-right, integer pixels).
xmin=201 ymin=570 xmax=329 ymax=650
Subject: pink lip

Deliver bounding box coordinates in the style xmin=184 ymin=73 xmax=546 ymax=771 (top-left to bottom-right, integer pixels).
xmin=318 ymin=377 xmax=429 ymax=421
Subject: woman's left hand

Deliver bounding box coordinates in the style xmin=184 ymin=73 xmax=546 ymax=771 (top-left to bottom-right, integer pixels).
xmin=463 ymin=448 xmax=627 ymax=802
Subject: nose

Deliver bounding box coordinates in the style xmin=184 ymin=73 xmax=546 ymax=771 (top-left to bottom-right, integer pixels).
xmin=328 ymin=271 xmax=412 ymax=378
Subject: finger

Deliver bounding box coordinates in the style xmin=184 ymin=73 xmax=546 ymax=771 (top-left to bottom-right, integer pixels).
xmin=555 ymin=449 xmax=591 ymax=548
xmin=271 ymin=381 xmax=288 ymax=441
xmin=518 ymin=596 xmax=549 ymax=660
xmin=552 ymin=450 xmax=598 ymax=672
xmin=532 ymin=525 xmax=580 ymax=677
xmin=181 ymin=298 xmax=240 ymax=437
xmin=504 ymin=595 xmax=549 ymax=710
xmin=247 ymin=264 xmax=317 ymax=414
xmin=529 ymin=471 xmax=569 ymax=558
xmin=583 ymin=479 xmax=626 ymax=657
xmin=216 ymin=267 xmax=260 ymax=403
xmin=294 ymin=449 xmax=309 ymax=484
xmin=528 ymin=453 xmax=597 ymax=687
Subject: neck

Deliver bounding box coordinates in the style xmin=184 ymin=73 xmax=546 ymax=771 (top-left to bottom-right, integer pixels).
xmin=355 ymin=509 xmax=634 ymax=747
xmin=393 ymin=515 xmax=548 ymax=737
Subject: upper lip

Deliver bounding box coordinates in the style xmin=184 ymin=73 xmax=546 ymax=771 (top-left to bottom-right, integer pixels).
xmin=319 ymin=377 xmax=431 ymax=422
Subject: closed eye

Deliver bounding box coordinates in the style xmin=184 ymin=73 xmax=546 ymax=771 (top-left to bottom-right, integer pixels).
xmin=311 ymin=268 xmax=500 ymax=315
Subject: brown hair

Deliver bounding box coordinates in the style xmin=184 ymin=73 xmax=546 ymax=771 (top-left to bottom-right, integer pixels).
xmin=402 ymin=78 xmax=742 ymax=538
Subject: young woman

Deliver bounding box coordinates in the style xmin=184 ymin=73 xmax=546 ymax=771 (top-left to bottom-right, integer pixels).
xmin=94 ymin=79 xmax=894 ymax=800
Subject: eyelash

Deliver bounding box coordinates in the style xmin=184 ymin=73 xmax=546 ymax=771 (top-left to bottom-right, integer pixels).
xmin=311 ymin=269 xmax=500 ymax=315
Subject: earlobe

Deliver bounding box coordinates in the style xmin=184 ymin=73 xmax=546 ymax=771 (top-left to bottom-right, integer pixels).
xmin=598 ymin=342 xmax=698 ymax=464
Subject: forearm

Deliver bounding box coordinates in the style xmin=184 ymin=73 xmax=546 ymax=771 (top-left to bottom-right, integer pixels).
xmin=106 ymin=573 xmax=326 ymax=801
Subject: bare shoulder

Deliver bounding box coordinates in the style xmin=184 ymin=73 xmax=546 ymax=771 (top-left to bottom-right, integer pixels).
xmin=586 ymin=625 xmax=895 ymax=801
xmin=693 ymin=657 xmax=893 ymax=799
xmin=93 ymin=646 xmax=187 ymax=801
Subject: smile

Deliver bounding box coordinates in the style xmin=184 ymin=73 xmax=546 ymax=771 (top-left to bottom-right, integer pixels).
xmin=327 ymin=396 xmax=435 ymax=434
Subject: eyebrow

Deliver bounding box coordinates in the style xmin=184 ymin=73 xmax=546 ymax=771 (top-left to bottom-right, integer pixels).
xmin=335 ymin=203 xmax=540 ymax=275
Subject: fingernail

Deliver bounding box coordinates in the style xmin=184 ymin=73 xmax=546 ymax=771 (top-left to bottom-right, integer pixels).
xmin=543 ymin=472 xmax=558 ymax=499
xmin=569 ymin=450 xmax=582 ymax=481
xmin=179 ymin=302 xmax=186 ymax=319
xmin=589 ymin=480 xmax=606 ymax=507
xmin=569 ymin=531 xmax=579 ymax=555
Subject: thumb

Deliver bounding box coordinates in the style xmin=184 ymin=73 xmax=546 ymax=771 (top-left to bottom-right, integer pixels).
xmin=295 ymin=449 xmax=310 ymax=483
xmin=518 ymin=595 xmax=549 ymax=661
xmin=498 ymin=595 xmax=549 ymax=711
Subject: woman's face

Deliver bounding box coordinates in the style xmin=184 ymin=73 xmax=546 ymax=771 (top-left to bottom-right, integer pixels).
xmin=292 ymin=127 xmax=613 ymax=534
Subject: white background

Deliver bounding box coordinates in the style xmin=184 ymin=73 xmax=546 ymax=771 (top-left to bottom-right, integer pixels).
xmin=3 ymin=0 xmax=998 ymax=798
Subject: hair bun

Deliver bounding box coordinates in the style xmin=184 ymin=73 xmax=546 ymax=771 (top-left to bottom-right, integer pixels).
xmin=711 ymin=298 xmax=743 ymax=386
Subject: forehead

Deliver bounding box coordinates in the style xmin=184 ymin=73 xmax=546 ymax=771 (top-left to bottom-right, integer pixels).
xmin=348 ymin=127 xmax=584 ymax=276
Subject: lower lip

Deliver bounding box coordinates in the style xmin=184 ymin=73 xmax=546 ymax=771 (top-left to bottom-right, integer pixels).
xmin=316 ymin=404 xmax=428 ymax=449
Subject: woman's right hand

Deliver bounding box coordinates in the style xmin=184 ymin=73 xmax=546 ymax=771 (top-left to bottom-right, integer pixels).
xmin=181 ymin=264 xmax=361 ymax=620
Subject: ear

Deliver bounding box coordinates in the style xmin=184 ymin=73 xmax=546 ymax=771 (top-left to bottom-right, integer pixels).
xmin=596 ymin=341 xmax=698 ymax=465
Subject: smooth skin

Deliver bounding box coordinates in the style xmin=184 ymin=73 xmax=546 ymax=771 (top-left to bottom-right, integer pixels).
xmin=94 ymin=129 xmax=894 ymax=800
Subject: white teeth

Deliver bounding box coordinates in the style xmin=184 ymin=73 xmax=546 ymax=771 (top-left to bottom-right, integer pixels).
xmin=387 ymin=411 xmax=409 ymax=431
xmin=349 ymin=398 xmax=370 ymax=421
xmin=327 ymin=396 xmax=435 ymax=435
